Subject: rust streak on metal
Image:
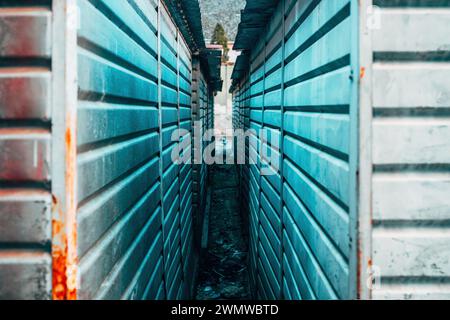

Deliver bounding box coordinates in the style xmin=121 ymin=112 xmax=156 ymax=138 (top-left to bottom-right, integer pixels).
xmin=360 ymin=67 xmax=366 ymax=80
xmin=65 ymin=123 xmax=78 ymax=300
xmin=52 ymin=245 xmax=68 ymax=300
xmin=65 ymin=127 xmax=72 ymax=147
xmin=51 ymin=195 xmax=67 ymax=300
xmin=51 ymin=125 xmax=78 ymax=300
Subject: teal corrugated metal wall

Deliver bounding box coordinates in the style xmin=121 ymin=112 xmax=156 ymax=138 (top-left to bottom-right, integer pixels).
xmin=0 ymin=0 xmax=209 ymax=300
xmin=76 ymin=0 xmax=196 ymax=300
xmin=192 ymin=59 xmax=214 ymax=249
xmin=159 ymin=6 xmax=183 ymax=300
xmin=178 ymin=34 xmax=195 ymax=301
xmin=77 ymin=0 xmax=201 ymax=300
xmin=234 ymin=0 xmax=358 ymax=300
xmin=233 ymin=76 xmax=253 ymax=292
xmin=76 ymin=0 xmax=162 ymax=300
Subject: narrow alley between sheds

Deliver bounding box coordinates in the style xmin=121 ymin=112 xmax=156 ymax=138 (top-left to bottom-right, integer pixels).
xmin=196 ymin=165 xmax=251 ymax=300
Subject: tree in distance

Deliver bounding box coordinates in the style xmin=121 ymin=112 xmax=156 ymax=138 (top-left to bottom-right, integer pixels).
xmin=211 ymin=23 xmax=229 ymax=63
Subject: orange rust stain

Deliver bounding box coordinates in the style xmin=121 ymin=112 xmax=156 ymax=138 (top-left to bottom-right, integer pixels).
xmin=65 ymin=124 xmax=79 ymax=300
xmin=360 ymin=67 xmax=366 ymax=79
xmin=51 ymin=196 xmax=61 ymax=233
xmin=51 ymin=120 xmax=78 ymax=300
xmin=52 ymin=243 xmax=77 ymax=300
xmin=65 ymin=128 xmax=72 ymax=148
xmin=52 ymin=245 xmax=68 ymax=300
xmin=51 ymin=126 xmax=78 ymax=300
xmin=66 ymin=224 xmax=78 ymax=300
xmin=52 ymin=194 xmax=66 ymax=300
xmin=52 ymin=222 xmax=62 ymax=239
xmin=52 ymin=227 xmax=78 ymax=300
xmin=51 ymin=194 xmax=78 ymax=300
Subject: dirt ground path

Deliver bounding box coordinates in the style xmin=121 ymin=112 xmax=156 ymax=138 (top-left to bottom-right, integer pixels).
xmin=196 ymin=165 xmax=251 ymax=300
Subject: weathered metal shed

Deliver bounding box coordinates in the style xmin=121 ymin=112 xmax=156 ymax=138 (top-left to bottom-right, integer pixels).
xmin=1 ymin=0 xmax=449 ymax=302
xmin=232 ymin=0 xmax=450 ymax=300
xmin=0 ymin=0 xmax=221 ymax=300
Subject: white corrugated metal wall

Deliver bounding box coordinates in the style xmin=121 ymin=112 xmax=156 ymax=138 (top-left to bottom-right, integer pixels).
xmin=359 ymin=0 xmax=450 ymax=300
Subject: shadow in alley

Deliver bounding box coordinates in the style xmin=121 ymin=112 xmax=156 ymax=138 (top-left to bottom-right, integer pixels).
xmin=196 ymin=165 xmax=251 ymax=300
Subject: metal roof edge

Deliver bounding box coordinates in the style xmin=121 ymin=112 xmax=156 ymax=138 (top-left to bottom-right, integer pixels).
xmin=163 ymin=0 xmax=222 ymax=91
xmin=163 ymin=0 xmax=205 ymax=52
xmin=231 ymin=0 xmax=279 ymax=84
xmin=199 ymin=48 xmax=223 ymax=92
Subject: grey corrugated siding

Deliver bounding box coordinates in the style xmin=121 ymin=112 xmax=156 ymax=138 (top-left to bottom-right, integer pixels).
xmin=0 ymin=2 xmax=53 ymax=300
xmin=365 ymin=0 xmax=450 ymax=299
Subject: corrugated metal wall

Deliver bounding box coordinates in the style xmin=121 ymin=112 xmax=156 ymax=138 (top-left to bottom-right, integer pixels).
xmin=191 ymin=59 xmax=214 ymax=246
xmin=159 ymin=4 xmax=184 ymax=300
xmin=233 ymin=0 xmax=450 ymax=300
xmin=233 ymin=72 xmax=253 ymax=291
xmin=233 ymin=0 xmax=360 ymax=300
xmin=281 ymin=0 xmax=358 ymax=300
xmin=0 ymin=1 xmax=53 ymax=300
xmin=0 ymin=0 xmax=212 ymax=300
xmin=359 ymin=0 xmax=450 ymax=300
xmin=76 ymin=0 xmax=163 ymax=300
xmin=3 ymin=0 xmax=449 ymax=302
xmin=178 ymin=29 xmax=195 ymax=302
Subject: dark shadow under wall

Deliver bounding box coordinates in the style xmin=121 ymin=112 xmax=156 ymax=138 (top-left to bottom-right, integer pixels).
xmin=196 ymin=165 xmax=251 ymax=300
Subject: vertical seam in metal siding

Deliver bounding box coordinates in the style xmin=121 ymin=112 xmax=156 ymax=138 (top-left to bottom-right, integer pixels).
xmin=175 ymin=29 xmax=185 ymax=295
xmin=279 ymin=0 xmax=287 ymax=300
xmin=357 ymin=0 xmax=374 ymax=300
xmin=156 ymin=0 xmax=168 ymax=299
xmin=348 ymin=0 xmax=361 ymax=300
xmin=51 ymin=0 xmax=79 ymax=300
xmin=260 ymin=30 xmax=268 ymax=299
